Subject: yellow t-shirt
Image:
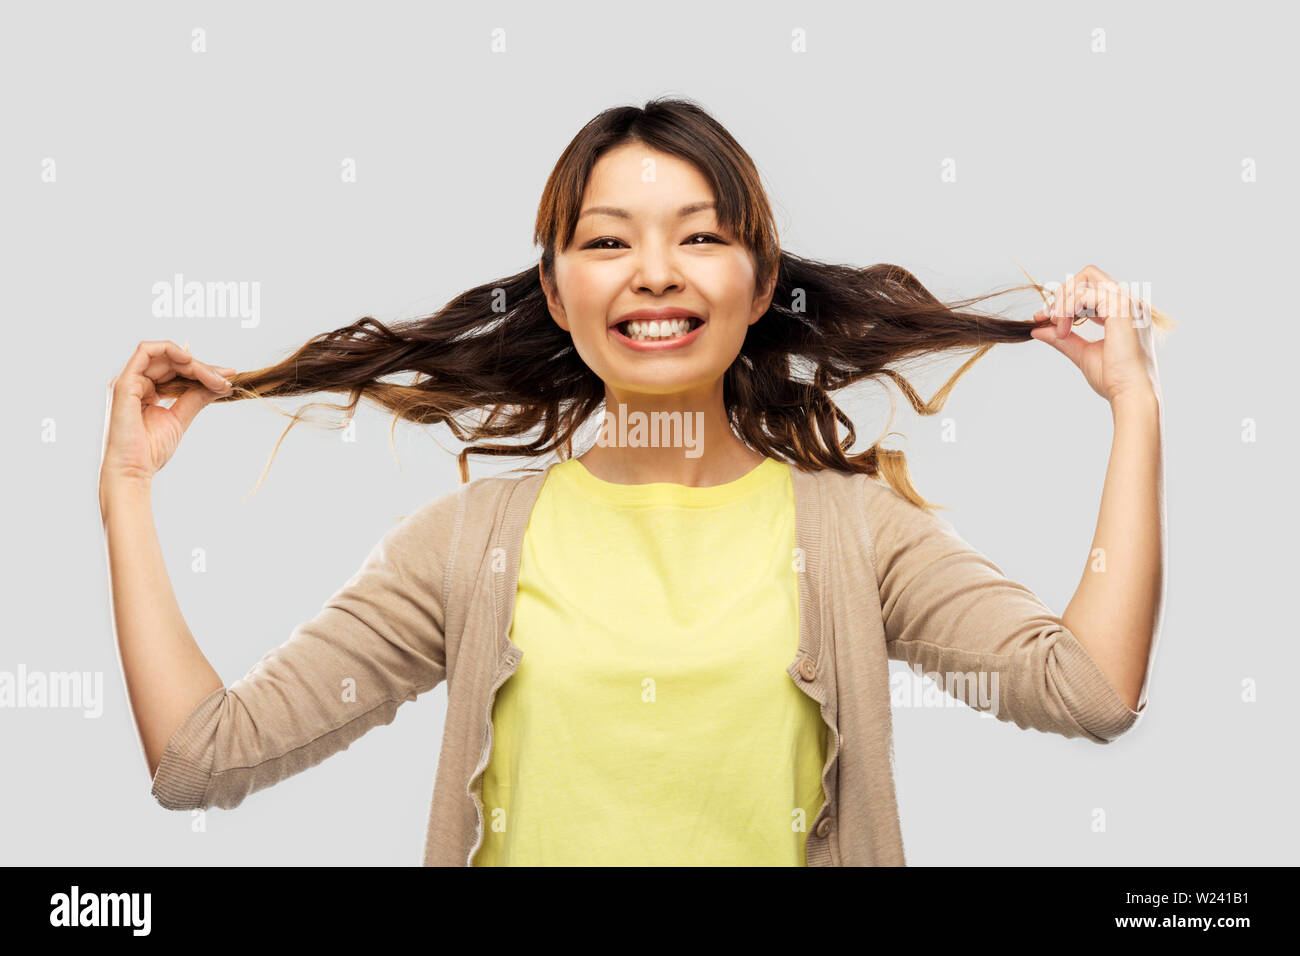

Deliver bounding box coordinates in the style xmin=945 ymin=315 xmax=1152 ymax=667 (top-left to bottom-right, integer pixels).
xmin=474 ymin=456 xmax=827 ymax=866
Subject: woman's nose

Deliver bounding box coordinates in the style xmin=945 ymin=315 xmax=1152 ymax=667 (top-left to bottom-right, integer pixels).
xmin=632 ymin=246 xmax=683 ymax=293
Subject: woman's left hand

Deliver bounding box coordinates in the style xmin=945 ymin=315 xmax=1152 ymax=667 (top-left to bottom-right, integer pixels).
xmin=1029 ymin=264 xmax=1161 ymax=405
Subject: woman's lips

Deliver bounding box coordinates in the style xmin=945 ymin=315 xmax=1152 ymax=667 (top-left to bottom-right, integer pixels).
xmin=609 ymin=318 xmax=705 ymax=351
xmin=611 ymin=319 xmax=707 ymax=353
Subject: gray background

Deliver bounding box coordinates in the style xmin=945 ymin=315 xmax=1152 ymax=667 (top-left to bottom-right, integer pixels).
xmin=2 ymin=0 xmax=1294 ymax=865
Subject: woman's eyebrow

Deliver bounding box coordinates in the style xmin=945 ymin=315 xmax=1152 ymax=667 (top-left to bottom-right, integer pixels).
xmin=578 ymin=201 xmax=716 ymax=221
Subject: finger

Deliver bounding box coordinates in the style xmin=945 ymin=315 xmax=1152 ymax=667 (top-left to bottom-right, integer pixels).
xmin=121 ymin=341 xmax=178 ymax=378
xmin=1075 ymin=263 xmax=1117 ymax=286
xmin=1071 ymin=283 xmax=1101 ymax=318
xmin=112 ymin=361 xmax=161 ymax=406
xmin=1076 ymin=277 xmax=1142 ymax=343
xmin=1063 ymin=280 xmax=1150 ymax=369
xmin=168 ymin=382 xmax=222 ymax=432
xmin=1054 ymin=275 xmax=1111 ymax=338
xmin=1032 ymin=265 xmax=1144 ymax=363
xmin=108 ymin=364 xmax=163 ymax=436
xmin=1064 ymin=284 xmax=1110 ymax=333
xmin=1048 ymin=276 xmax=1075 ymax=339
xmin=1031 ymin=320 xmax=1090 ymax=368
xmin=123 ymin=341 xmax=192 ymax=385
xmin=158 ymin=356 xmax=235 ymax=390
xmin=140 ymin=342 xmax=232 ymax=392
xmin=1074 ymin=267 xmax=1143 ymax=323
xmin=161 ymin=344 xmax=232 ymax=392
xmin=1041 ymin=275 xmax=1069 ymax=334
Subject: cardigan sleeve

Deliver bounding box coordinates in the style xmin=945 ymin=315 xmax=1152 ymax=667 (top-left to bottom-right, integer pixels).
xmin=866 ymin=479 xmax=1144 ymax=744
xmin=149 ymin=491 xmax=460 ymax=811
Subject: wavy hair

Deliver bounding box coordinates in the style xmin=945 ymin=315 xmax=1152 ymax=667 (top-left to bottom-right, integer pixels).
xmin=155 ymin=96 xmax=1174 ymax=511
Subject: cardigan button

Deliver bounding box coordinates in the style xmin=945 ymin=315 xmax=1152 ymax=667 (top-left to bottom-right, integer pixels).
xmin=814 ymin=817 xmax=832 ymax=838
xmin=798 ymin=658 xmax=817 ymax=681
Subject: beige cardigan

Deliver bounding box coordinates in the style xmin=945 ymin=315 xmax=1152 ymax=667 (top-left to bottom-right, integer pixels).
xmin=150 ymin=461 xmax=1150 ymax=865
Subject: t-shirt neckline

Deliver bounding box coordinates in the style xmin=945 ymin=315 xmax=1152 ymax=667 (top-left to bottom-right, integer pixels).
xmin=556 ymin=456 xmax=786 ymax=508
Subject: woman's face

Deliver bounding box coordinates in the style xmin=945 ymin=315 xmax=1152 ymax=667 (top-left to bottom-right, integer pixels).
xmin=542 ymin=142 xmax=774 ymax=400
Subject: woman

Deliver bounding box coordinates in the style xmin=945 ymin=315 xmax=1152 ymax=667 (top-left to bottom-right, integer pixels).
xmin=100 ymin=96 xmax=1167 ymax=866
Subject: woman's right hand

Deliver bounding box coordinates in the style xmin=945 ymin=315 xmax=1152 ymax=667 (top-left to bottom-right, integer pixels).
xmin=101 ymin=341 xmax=236 ymax=496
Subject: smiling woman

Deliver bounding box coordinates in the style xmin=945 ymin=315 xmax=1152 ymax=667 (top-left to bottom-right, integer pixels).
xmin=124 ymin=95 xmax=1168 ymax=868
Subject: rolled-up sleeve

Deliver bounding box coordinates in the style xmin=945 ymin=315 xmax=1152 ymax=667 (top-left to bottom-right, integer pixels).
xmin=868 ymin=481 xmax=1143 ymax=743
xmin=150 ymin=491 xmax=459 ymax=811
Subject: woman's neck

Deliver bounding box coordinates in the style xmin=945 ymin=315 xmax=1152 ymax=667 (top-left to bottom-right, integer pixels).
xmin=576 ymin=389 xmax=770 ymax=487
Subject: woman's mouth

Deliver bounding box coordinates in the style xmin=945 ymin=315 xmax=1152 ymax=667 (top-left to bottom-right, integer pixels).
xmin=611 ymin=316 xmax=705 ymax=350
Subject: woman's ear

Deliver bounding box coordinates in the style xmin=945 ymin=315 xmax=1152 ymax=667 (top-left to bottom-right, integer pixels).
xmin=749 ymin=269 xmax=777 ymax=325
xmin=539 ymin=263 xmax=569 ymax=331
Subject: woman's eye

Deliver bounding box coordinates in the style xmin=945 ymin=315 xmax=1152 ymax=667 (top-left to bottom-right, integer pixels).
xmin=584 ymin=233 xmax=724 ymax=250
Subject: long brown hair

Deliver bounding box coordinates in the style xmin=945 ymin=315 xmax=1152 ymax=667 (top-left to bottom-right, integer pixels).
xmin=156 ymin=96 xmax=1173 ymax=511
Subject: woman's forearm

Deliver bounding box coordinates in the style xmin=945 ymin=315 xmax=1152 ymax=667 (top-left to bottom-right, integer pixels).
xmin=1060 ymin=387 xmax=1165 ymax=712
xmin=101 ymin=478 xmax=224 ymax=778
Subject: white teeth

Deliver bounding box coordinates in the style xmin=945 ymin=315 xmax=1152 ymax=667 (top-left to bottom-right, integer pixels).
xmin=622 ymin=318 xmax=697 ymax=340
